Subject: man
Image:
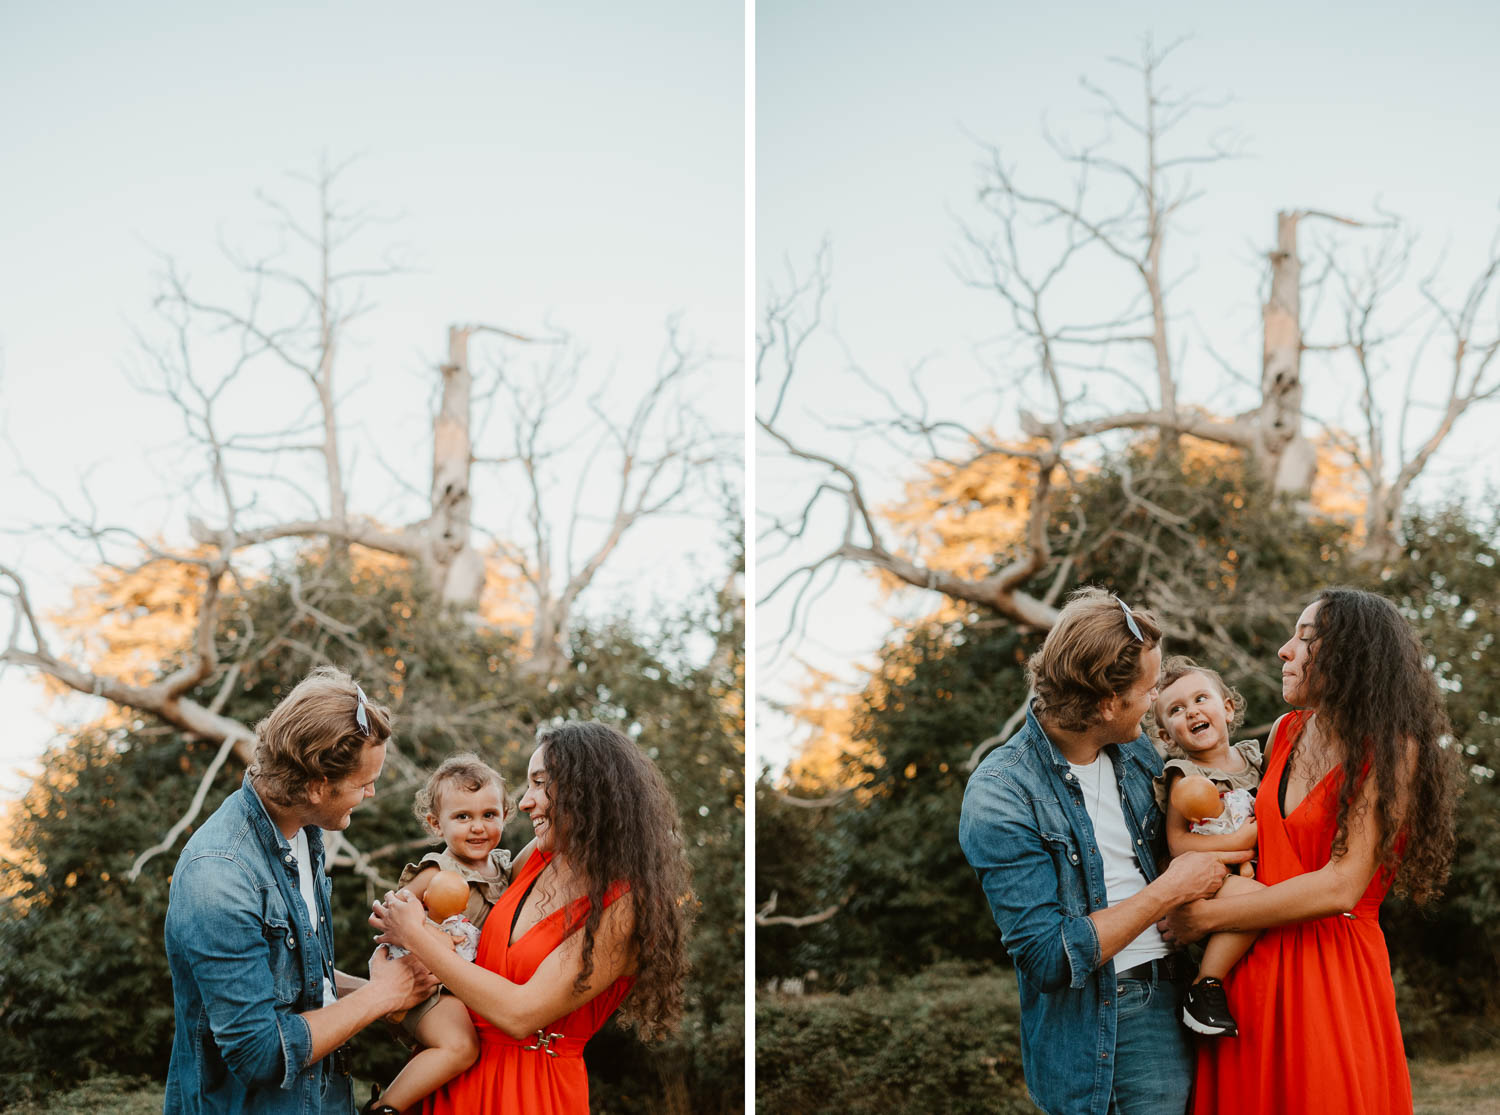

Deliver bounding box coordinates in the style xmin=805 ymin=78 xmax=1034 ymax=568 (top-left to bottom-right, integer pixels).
xmin=959 ymin=588 xmax=1248 ymax=1115
xmin=164 ymin=667 xmax=436 ymax=1113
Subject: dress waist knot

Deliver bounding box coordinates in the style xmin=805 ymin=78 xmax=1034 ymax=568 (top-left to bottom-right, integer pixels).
xmin=479 ymin=1027 xmax=587 ymax=1058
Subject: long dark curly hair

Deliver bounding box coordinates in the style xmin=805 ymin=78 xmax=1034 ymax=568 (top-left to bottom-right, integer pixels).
xmin=535 ymin=721 xmax=691 ymax=1040
xmin=1303 ymin=587 xmax=1460 ymax=903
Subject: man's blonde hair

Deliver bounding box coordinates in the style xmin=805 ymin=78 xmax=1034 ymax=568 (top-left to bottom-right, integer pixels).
xmin=1027 ymin=586 xmax=1162 ymax=731
xmin=249 ymin=666 xmax=392 ymax=806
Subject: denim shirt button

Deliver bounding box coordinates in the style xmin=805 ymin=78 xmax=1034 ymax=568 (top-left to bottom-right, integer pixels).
xmin=1070 ymin=853 xmax=1079 ymax=863
xmin=287 ymin=935 xmax=297 ymax=949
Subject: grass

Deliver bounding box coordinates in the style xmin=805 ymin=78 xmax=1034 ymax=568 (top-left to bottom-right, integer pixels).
xmin=10 ymin=1052 xmax=1500 ymax=1113
xmin=1411 ymin=1047 xmax=1500 ymax=1115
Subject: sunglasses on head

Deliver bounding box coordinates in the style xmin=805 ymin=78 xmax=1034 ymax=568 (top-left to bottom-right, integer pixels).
xmin=354 ymin=683 xmax=371 ymax=736
xmin=1116 ymin=597 xmax=1143 ymax=642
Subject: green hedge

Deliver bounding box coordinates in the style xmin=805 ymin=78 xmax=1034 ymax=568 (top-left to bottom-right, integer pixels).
xmin=755 ymin=964 xmax=1038 ymax=1115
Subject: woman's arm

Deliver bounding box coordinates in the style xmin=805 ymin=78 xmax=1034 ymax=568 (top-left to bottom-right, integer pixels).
xmin=372 ymin=888 xmax=636 ymax=1038
xmin=1161 ymin=765 xmax=1386 ymax=942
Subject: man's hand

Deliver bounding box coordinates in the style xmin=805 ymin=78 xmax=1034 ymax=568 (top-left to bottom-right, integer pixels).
xmin=1160 ymin=849 xmax=1254 ymax=904
xmin=1153 ymin=849 xmax=1254 ymax=946
xmin=366 ymin=944 xmax=437 ymax=1014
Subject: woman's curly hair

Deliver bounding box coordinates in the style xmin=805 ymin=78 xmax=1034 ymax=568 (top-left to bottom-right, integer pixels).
xmin=535 ymin=721 xmax=691 ymax=1040
xmin=1303 ymin=587 xmax=1460 ymax=904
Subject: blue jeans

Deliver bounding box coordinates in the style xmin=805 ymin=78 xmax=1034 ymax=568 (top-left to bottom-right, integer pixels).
xmin=1109 ymin=969 xmax=1192 ymax=1115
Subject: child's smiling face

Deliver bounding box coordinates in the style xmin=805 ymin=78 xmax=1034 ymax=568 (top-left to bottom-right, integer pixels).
xmin=429 ymin=782 xmax=506 ymax=871
xmin=1155 ymin=670 xmax=1237 ymax=761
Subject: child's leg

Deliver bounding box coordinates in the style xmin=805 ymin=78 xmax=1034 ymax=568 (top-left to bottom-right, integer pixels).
xmin=1197 ymin=874 xmax=1265 ymax=982
xmin=379 ymin=995 xmax=480 ymax=1112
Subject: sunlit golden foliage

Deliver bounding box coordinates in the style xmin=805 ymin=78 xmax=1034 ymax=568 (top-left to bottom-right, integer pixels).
xmin=46 ymin=550 xmax=210 ymax=692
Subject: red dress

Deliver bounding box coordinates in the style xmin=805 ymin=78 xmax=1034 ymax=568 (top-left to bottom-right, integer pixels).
xmin=423 ymin=850 xmax=633 ymax=1115
xmin=1191 ymin=710 xmax=1412 ymax=1115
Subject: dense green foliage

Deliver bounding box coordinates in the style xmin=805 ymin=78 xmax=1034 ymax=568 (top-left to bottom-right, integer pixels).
xmin=0 ymin=553 xmax=744 ymax=1111
xmin=756 ymin=964 xmax=1034 ymax=1115
xmin=758 ymin=453 xmax=1500 ymax=1052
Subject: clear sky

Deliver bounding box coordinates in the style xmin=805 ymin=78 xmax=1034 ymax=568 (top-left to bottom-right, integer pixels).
xmin=0 ymin=1 xmax=744 ymax=796
xmin=755 ymin=0 xmax=1500 ymax=769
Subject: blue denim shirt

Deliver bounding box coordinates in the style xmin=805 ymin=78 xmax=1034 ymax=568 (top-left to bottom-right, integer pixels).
xmin=164 ymin=774 xmax=353 ymax=1114
xmin=958 ymin=703 xmax=1167 ymax=1115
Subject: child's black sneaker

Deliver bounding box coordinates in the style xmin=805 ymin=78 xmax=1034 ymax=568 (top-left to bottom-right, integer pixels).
xmin=1182 ymin=977 xmax=1238 ymax=1037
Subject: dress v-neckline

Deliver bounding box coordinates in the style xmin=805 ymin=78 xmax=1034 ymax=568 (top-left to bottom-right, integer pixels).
xmin=1277 ymin=714 xmax=1339 ymax=822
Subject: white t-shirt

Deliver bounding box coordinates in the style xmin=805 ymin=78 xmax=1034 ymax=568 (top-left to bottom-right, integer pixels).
xmin=1067 ymin=754 xmax=1169 ymax=974
xmin=291 ymin=829 xmax=337 ymax=1006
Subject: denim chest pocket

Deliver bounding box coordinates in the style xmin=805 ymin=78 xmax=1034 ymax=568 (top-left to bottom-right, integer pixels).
xmin=261 ymin=913 xmax=303 ymax=1005
xmin=1040 ymin=831 xmax=1088 ymax=915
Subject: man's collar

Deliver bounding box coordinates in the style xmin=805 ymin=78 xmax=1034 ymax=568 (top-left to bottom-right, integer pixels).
xmin=1025 ymin=700 xmax=1075 ymax=770
xmin=242 ymin=772 xmax=324 ymax=861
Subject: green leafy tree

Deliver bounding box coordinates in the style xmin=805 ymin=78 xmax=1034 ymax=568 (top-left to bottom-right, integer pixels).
xmin=1 ymin=550 xmax=744 ymax=1111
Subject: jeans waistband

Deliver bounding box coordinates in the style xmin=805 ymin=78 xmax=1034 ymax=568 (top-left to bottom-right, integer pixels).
xmin=1115 ymin=953 xmax=1189 ymax=984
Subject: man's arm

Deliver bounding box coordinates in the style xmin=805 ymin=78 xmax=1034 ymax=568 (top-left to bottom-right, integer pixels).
xmin=165 ymin=856 xmax=313 ymax=1091
xmin=1086 ymin=850 xmax=1250 ymax=961
xmin=959 ymin=771 xmax=1103 ymax=992
xmin=959 ymin=771 xmax=1250 ymax=991
xmin=301 ymin=947 xmax=436 ymax=1063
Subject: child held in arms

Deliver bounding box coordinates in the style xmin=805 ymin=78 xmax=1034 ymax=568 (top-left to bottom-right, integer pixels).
xmin=1151 ymin=656 xmax=1268 ymax=1039
xmin=364 ymin=754 xmax=524 ymax=1115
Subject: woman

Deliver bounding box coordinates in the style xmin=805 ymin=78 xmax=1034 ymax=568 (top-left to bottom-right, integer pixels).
xmin=1162 ymin=588 xmax=1459 ymax=1115
xmin=370 ymin=722 xmax=691 ymax=1115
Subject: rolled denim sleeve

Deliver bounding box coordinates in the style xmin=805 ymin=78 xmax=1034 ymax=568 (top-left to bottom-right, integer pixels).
xmin=164 ymin=854 xmax=312 ymax=1089
xmin=959 ymin=769 xmax=1100 ymax=992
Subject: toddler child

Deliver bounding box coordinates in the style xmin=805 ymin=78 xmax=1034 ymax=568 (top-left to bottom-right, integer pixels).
xmin=1150 ymin=655 xmax=1267 ymax=1039
xmin=364 ymin=753 xmax=513 ymax=1115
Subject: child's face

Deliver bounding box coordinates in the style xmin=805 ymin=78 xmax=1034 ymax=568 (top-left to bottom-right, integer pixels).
xmin=1155 ymin=671 xmax=1236 ymax=760
xmin=428 ymin=782 xmax=506 ymax=871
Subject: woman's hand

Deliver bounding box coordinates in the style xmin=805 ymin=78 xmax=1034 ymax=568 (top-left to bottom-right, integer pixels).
xmin=1157 ymin=898 xmax=1214 ymax=946
xmin=370 ymin=888 xmax=428 ymax=951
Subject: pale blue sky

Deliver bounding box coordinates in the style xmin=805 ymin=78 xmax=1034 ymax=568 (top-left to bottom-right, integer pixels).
xmin=755 ymin=0 xmax=1500 ymax=767
xmin=0 ymin=1 xmax=744 ymax=794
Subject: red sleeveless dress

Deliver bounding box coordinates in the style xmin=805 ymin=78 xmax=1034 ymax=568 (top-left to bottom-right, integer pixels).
xmin=423 ymin=850 xmax=633 ymax=1115
xmin=1191 ymin=711 xmax=1412 ymax=1115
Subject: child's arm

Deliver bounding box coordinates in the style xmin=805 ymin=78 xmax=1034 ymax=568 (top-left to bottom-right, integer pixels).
xmin=1164 ymin=773 xmax=1258 ymax=858
xmin=399 ymin=864 xmax=441 ymax=903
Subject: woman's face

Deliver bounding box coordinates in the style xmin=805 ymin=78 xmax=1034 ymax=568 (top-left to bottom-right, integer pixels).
xmin=1278 ymin=600 xmax=1321 ymax=707
xmin=518 ymin=745 xmax=558 ymax=853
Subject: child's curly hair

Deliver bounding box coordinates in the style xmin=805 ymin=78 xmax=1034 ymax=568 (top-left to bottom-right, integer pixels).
xmin=412 ymin=753 xmax=511 ymax=837
xmin=1147 ymin=655 xmax=1246 ymax=745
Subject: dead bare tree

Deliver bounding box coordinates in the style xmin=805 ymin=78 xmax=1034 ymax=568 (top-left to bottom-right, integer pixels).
xmin=761 ymin=38 xmax=1500 ymax=673
xmin=2 ymin=164 xmax=731 ymax=883
xmin=473 ymin=317 xmax=727 ymax=676
xmin=1308 ymin=221 xmax=1500 ymax=562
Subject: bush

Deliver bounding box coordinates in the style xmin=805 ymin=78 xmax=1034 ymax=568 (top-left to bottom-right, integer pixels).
xmin=755 ymin=964 xmax=1037 ymax=1115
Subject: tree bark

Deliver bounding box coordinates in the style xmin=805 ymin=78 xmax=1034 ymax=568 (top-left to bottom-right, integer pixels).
xmin=1259 ymin=211 xmax=1317 ymax=494
xmin=431 ymin=327 xmax=485 ymax=608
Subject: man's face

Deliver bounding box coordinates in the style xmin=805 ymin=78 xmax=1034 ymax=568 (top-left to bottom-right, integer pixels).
xmin=306 ymin=742 xmax=386 ymax=831
xmin=1106 ymin=644 xmax=1162 ymax=742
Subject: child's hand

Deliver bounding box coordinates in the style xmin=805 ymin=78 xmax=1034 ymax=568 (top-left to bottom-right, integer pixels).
xmin=370 ymin=888 xmax=428 ymax=951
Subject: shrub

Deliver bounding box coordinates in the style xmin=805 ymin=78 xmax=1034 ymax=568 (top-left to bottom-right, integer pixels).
xmin=755 ymin=964 xmax=1037 ymax=1115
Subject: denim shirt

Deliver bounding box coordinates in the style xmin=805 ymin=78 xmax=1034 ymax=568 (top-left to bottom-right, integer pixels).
xmin=164 ymin=774 xmax=353 ymax=1114
xmin=958 ymin=703 xmax=1167 ymax=1115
